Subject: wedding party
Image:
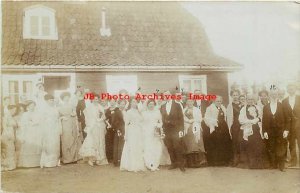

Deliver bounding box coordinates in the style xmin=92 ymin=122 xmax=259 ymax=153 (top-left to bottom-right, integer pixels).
xmin=2 ymin=82 xmax=300 ymax=172
xmin=1 ymin=1 xmax=300 ymax=193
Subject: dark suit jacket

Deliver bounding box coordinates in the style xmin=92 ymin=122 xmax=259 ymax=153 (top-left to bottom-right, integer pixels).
xmin=193 ymin=100 xmax=210 ymax=118
xmin=76 ymin=99 xmax=86 ymax=123
xmin=160 ymin=100 xmax=184 ymax=134
xmin=105 ymin=107 xmax=124 ymax=134
xmin=262 ymin=102 xmax=285 ymax=135
xmin=282 ymin=95 xmax=300 ymax=133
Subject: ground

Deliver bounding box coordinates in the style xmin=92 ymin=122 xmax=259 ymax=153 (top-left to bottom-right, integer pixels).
xmin=1 ymin=164 xmax=300 ymax=193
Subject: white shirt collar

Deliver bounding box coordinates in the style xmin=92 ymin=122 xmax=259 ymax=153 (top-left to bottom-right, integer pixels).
xmin=289 ymin=95 xmax=296 ymax=109
xmin=270 ymin=101 xmax=277 ymax=115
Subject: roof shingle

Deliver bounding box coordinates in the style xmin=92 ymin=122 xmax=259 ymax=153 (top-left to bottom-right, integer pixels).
xmin=1 ymin=1 xmax=242 ymax=71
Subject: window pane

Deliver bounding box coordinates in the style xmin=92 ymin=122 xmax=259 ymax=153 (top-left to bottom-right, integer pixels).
xmin=9 ymin=81 xmax=18 ymax=93
xmin=42 ymin=16 xmax=50 ymax=36
xmin=9 ymin=81 xmax=19 ymax=104
xmin=23 ymin=81 xmax=33 ymax=93
xmin=182 ymin=80 xmax=191 ymax=92
xmin=193 ymin=79 xmax=202 ymax=91
xmin=106 ymin=75 xmax=137 ymax=95
xmin=30 ymin=16 xmax=39 ymax=36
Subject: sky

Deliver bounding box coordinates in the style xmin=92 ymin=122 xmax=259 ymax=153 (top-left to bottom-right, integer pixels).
xmin=183 ymin=2 xmax=300 ymax=87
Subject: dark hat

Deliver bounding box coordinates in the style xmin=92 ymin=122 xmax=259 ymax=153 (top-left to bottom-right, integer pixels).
xmin=44 ymin=94 xmax=54 ymax=101
xmin=7 ymin=104 xmax=17 ymax=110
xmin=258 ymin=90 xmax=269 ymax=97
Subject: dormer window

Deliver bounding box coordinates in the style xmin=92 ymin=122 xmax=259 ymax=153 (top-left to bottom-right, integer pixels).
xmin=23 ymin=5 xmax=58 ymax=40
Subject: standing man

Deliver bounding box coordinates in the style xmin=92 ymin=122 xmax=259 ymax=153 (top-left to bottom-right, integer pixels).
xmin=161 ymin=90 xmax=185 ymax=172
xmin=282 ymin=82 xmax=300 ymax=167
xmin=105 ymin=99 xmax=118 ymax=163
xmin=76 ymin=90 xmax=87 ymax=140
xmin=262 ymin=88 xmax=288 ymax=171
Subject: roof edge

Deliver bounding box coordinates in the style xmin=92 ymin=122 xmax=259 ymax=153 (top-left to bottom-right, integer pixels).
xmin=1 ymin=64 xmax=243 ymax=73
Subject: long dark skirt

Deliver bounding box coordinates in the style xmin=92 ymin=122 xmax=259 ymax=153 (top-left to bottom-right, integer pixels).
xmin=202 ymin=121 xmax=210 ymax=153
xmin=246 ymin=125 xmax=266 ymax=169
xmin=230 ymin=121 xmax=242 ymax=165
xmin=206 ymin=121 xmax=232 ymax=166
xmin=183 ymin=126 xmax=207 ymax=168
xmin=113 ymin=133 xmax=125 ymax=166
xmin=105 ymin=129 xmax=115 ymax=162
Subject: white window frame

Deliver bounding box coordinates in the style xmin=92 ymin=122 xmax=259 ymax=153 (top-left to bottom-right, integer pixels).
xmin=1 ymin=74 xmax=42 ymax=104
xmin=178 ymin=75 xmax=207 ymax=94
xmin=37 ymin=73 xmax=76 ymax=99
xmin=23 ymin=5 xmax=58 ymax=40
xmin=1 ymin=73 xmax=76 ymax=104
xmin=106 ymin=75 xmax=138 ymax=95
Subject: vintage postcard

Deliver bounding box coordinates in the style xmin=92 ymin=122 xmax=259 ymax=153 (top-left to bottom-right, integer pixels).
xmin=1 ymin=1 xmax=299 ymax=193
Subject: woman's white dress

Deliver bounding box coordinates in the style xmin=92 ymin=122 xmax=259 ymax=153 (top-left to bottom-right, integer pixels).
xmin=160 ymin=144 xmax=171 ymax=166
xmin=142 ymin=109 xmax=167 ymax=170
xmin=120 ymin=109 xmax=146 ymax=172
xmin=18 ymin=111 xmax=42 ymax=167
xmin=40 ymin=105 xmax=62 ymax=168
xmin=79 ymin=104 xmax=108 ymax=165
xmin=34 ymin=90 xmax=47 ymax=112
xmin=1 ymin=113 xmax=17 ymax=171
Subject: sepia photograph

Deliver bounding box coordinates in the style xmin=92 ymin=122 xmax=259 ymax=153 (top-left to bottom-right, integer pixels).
xmin=0 ymin=1 xmax=300 ymax=193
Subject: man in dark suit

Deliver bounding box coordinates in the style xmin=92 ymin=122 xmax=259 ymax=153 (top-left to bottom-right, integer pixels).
xmin=262 ymin=89 xmax=288 ymax=171
xmin=76 ymin=90 xmax=86 ymax=139
xmin=282 ymin=83 xmax=300 ymax=167
xmin=161 ymin=90 xmax=185 ymax=172
xmin=193 ymin=89 xmax=210 ymax=116
xmin=193 ymin=89 xmax=210 ymax=154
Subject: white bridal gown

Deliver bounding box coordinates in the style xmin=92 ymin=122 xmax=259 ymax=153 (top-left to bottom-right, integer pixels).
xmin=79 ymin=104 xmax=108 ymax=165
xmin=120 ymin=109 xmax=146 ymax=172
xmin=18 ymin=110 xmax=42 ymax=167
xmin=142 ymin=109 xmax=165 ymax=171
xmin=40 ymin=105 xmax=62 ymax=168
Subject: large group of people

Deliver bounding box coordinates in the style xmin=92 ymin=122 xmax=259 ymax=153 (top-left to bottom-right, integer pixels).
xmin=1 ymin=82 xmax=299 ymax=173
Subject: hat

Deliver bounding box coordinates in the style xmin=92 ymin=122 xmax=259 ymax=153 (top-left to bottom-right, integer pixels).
xmin=24 ymin=100 xmax=36 ymax=107
xmin=60 ymin=92 xmax=71 ymax=100
xmin=44 ymin=94 xmax=54 ymax=101
xmin=36 ymin=82 xmax=44 ymax=87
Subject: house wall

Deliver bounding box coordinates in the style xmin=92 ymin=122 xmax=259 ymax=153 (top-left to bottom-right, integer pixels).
xmin=1 ymin=71 xmax=229 ymax=105
xmin=207 ymin=72 xmax=229 ymax=104
xmin=75 ymin=71 xmax=229 ymax=104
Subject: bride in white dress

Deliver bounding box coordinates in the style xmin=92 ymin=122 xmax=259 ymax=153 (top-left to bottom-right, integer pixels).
xmin=142 ymin=100 xmax=166 ymax=171
xmin=79 ymin=95 xmax=108 ymax=166
xmin=120 ymin=99 xmax=146 ymax=172
xmin=40 ymin=94 xmax=62 ymax=168
xmin=18 ymin=101 xmax=42 ymax=167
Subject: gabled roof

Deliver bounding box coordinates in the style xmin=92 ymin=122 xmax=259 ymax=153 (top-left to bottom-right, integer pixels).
xmin=1 ymin=1 xmax=242 ymax=72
